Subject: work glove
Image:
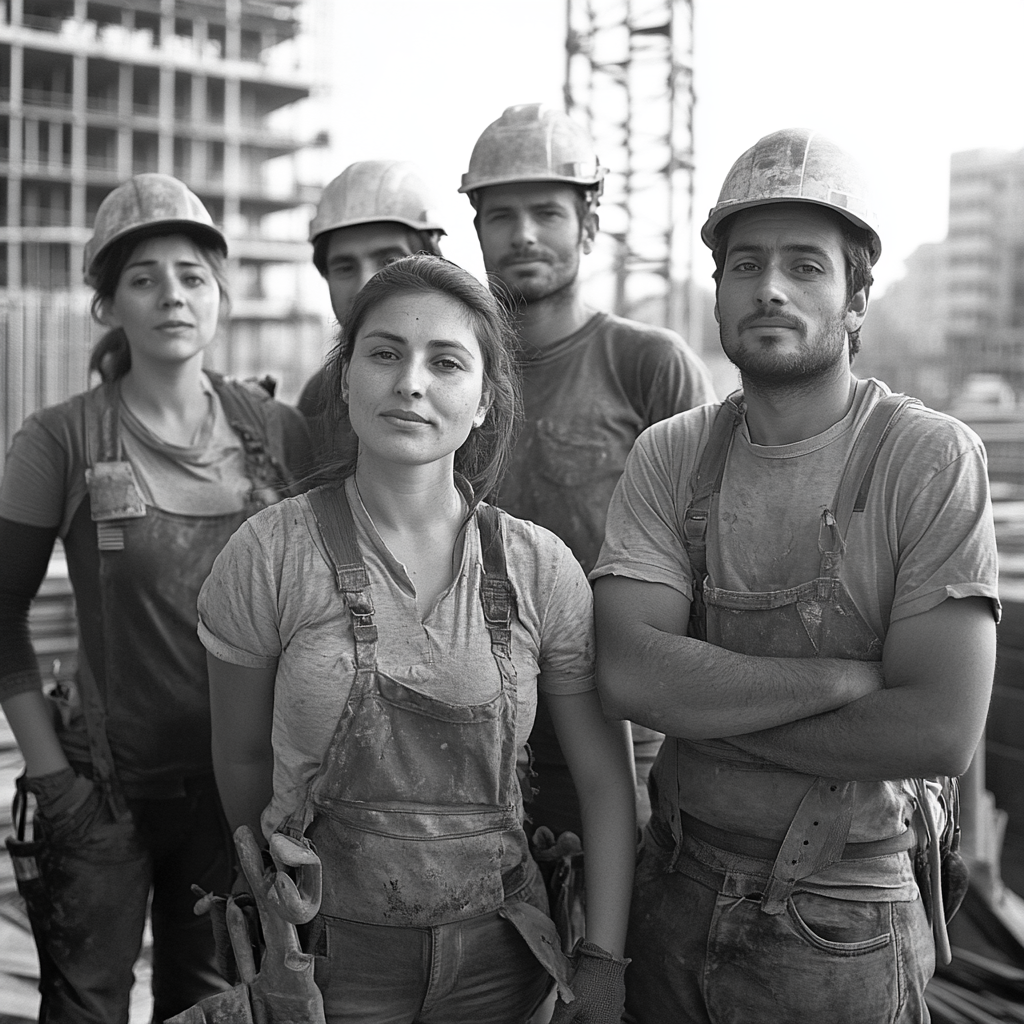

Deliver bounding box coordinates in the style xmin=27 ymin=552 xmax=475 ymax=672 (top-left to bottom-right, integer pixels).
xmin=192 ymin=867 xmax=262 ymax=984
xmin=549 ymin=938 xmax=629 ymax=1024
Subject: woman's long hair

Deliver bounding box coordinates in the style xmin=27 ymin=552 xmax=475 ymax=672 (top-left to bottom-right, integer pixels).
xmin=87 ymin=224 xmax=230 ymax=383
xmin=322 ymin=254 xmax=522 ymax=506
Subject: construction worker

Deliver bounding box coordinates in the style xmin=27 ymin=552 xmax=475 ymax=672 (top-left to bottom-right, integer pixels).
xmin=198 ymin=255 xmax=635 ymax=1023
xmin=296 ymin=160 xmax=445 ymax=431
xmin=460 ymin=103 xmax=716 ymax=855
xmin=592 ymin=129 xmax=999 ymax=1022
xmin=0 ymin=174 xmax=311 ymax=1023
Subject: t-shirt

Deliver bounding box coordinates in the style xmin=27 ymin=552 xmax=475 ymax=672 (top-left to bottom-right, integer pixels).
xmin=497 ymin=310 xmax=717 ymax=576
xmin=197 ymin=476 xmax=596 ymax=841
xmin=1 ymin=373 xmax=253 ymax=535
xmin=594 ymin=377 xmax=999 ymax=635
xmin=493 ymin=310 xmax=716 ymax=834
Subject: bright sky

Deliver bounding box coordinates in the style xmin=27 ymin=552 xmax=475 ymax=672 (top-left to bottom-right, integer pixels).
xmin=309 ymin=0 xmax=1024 ymax=300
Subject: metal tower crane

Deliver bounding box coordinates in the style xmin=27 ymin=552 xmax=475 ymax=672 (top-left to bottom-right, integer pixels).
xmin=564 ymin=0 xmax=696 ymax=338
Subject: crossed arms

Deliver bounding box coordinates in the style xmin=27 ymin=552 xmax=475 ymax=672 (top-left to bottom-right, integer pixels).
xmin=594 ymin=576 xmax=996 ymax=782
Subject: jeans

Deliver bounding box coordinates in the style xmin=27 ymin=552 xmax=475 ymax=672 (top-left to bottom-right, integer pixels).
xmin=624 ymin=821 xmax=935 ymax=1024
xmin=313 ymin=903 xmax=552 ymax=1024
xmin=26 ymin=774 xmax=232 ymax=1024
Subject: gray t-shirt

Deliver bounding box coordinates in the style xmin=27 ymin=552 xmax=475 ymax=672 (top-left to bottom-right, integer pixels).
xmin=198 ymin=476 xmax=596 ymax=840
xmin=594 ymin=377 xmax=999 ymax=635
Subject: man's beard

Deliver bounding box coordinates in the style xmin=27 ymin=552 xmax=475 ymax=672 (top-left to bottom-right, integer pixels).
xmin=723 ymin=310 xmax=848 ymax=389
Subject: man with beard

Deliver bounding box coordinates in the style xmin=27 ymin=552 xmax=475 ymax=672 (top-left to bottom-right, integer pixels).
xmin=591 ymin=128 xmax=1000 ymax=1022
xmin=461 ymin=104 xmax=715 ymax=851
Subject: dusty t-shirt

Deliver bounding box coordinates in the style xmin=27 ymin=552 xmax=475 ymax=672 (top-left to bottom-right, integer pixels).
xmin=594 ymin=377 xmax=999 ymax=634
xmin=198 ymin=476 xmax=596 ymax=840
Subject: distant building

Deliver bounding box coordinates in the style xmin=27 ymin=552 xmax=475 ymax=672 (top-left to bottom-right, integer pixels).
xmin=0 ymin=0 xmax=328 ymax=406
xmin=946 ymin=147 xmax=1024 ymax=396
xmin=858 ymin=241 xmax=950 ymax=409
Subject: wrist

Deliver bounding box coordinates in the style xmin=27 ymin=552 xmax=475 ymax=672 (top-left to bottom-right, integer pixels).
xmin=24 ymin=767 xmax=76 ymax=804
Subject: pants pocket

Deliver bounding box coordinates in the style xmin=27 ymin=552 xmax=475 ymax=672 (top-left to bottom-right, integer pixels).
xmin=704 ymin=892 xmax=905 ymax=1024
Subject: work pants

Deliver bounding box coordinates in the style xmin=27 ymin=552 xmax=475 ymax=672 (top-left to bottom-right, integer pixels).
xmin=314 ymin=904 xmax=551 ymax=1024
xmin=27 ymin=774 xmax=232 ymax=1024
xmin=624 ymin=820 xmax=934 ymax=1024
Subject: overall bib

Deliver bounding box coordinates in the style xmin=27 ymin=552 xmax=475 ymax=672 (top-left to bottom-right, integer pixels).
xmin=277 ymin=484 xmax=566 ymax=1022
xmin=8 ymin=378 xmax=294 ymax=1024
xmin=627 ymin=394 xmax=935 ymax=1024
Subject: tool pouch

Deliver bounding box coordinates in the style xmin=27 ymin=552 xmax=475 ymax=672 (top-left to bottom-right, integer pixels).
xmin=912 ymin=776 xmax=969 ymax=927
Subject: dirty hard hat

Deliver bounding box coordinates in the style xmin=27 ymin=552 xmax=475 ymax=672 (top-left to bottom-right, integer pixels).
xmin=701 ymin=128 xmax=882 ymax=264
xmin=309 ymin=160 xmax=445 ymax=244
xmin=84 ymin=173 xmax=226 ymax=287
xmin=460 ymin=103 xmax=606 ymax=202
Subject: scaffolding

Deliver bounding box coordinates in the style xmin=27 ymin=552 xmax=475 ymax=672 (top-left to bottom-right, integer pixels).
xmin=565 ymin=0 xmax=695 ymax=338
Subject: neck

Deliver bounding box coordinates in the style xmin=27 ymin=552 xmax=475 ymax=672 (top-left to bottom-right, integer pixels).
xmin=513 ymin=278 xmax=595 ymax=351
xmin=740 ymin=362 xmax=858 ymax=446
xmin=353 ymin=456 xmax=464 ymax=535
xmin=119 ymin=353 xmax=208 ymax=418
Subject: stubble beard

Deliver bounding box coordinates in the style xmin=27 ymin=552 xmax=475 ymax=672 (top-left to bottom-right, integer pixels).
xmin=724 ymin=312 xmax=849 ymax=391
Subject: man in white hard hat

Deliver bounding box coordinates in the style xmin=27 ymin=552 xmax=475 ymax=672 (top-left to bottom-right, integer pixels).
xmin=592 ymin=128 xmax=999 ymax=1022
xmin=461 ymin=104 xmax=716 ymax=867
xmin=297 ymin=160 xmax=445 ymax=422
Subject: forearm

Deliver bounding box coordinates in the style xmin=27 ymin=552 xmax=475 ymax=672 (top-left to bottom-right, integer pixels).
xmin=213 ymin=753 xmax=273 ymax=844
xmin=578 ymin=749 xmax=636 ymax=958
xmin=602 ymin=629 xmax=882 ymax=740
xmin=727 ymin=598 xmax=997 ymax=780
xmin=2 ymin=690 xmax=70 ymax=776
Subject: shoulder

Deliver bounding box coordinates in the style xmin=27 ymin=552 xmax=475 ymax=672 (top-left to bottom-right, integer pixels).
xmin=595 ymin=311 xmax=698 ymax=358
xmin=871 ymin=383 xmax=987 ymax=473
xmin=486 ymin=505 xmax=587 ymax=586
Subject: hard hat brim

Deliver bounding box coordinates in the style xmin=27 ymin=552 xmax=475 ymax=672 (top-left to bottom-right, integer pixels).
xmin=308 ymin=216 xmax=446 ymax=245
xmin=700 ymin=197 xmax=882 ymax=265
xmin=458 ymin=172 xmax=604 ymax=195
xmin=84 ymin=219 xmax=228 ymax=287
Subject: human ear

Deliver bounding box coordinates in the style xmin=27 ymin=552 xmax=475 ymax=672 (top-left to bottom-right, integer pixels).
xmin=581 ymin=211 xmax=599 ymax=255
xmin=473 ymin=388 xmax=492 ymax=428
xmin=844 ymin=287 xmax=869 ymax=335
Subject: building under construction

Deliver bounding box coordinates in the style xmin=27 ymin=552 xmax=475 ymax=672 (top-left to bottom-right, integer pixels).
xmin=0 ymin=0 xmax=325 ymax=460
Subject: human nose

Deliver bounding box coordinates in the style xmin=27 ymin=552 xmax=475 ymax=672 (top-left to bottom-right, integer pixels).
xmin=395 ymin=356 xmax=429 ymax=399
xmin=755 ymin=264 xmax=788 ymax=306
xmin=510 ymin=213 xmax=538 ymax=249
xmin=158 ymin=273 xmax=186 ymax=307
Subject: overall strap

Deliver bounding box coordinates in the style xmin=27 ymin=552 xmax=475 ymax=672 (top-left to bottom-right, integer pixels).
xmin=307 ymin=483 xmax=377 ymax=670
xmin=826 ymin=393 xmax=921 ymax=547
xmin=476 ymin=504 xmax=514 ymax=661
xmin=209 ymin=372 xmax=297 ymax=496
xmin=682 ymin=393 xmax=744 ymax=641
xmin=764 ymin=394 xmax=921 ymax=912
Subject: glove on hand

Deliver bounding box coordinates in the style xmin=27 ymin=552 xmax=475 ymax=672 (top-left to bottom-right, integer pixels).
xmin=549 ymin=938 xmax=629 ymax=1024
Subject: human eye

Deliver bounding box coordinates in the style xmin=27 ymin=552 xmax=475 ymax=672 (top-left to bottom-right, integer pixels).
xmin=434 ymin=355 xmax=467 ymax=372
xmin=328 ymin=260 xmax=356 ymax=278
xmin=795 ymin=262 xmax=824 ymax=275
xmin=729 ymin=259 xmax=760 ymax=273
xmin=183 ymin=272 xmax=209 ymax=287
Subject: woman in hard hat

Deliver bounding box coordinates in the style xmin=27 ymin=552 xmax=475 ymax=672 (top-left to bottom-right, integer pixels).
xmin=199 ymin=255 xmax=635 ymax=1024
xmin=0 ymin=173 xmax=311 ymax=1023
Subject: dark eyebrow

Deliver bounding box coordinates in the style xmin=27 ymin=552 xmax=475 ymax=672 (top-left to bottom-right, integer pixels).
xmin=362 ymin=330 xmax=476 ymax=358
xmin=124 ymin=258 xmax=207 ymax=271
xmin=729 ymin=243 xmax=834 ymax=263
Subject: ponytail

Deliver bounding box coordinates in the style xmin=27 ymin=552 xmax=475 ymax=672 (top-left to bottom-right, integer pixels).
xmin=89 ymin=327 xmax=131 ymax=383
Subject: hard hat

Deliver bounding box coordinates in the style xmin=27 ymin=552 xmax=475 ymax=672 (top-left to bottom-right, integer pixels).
xmin=459 ymin=103 xmax=606 ymax=200
xmin=84 ymin=173 xmax=226 ymax=287
xmin=701 ymin=128 xmax=882 ymax=264
xmin=309 ymin=161 xmax=445 ymax=244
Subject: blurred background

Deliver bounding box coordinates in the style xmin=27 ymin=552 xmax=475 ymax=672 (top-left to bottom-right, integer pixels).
xmin=1 ymin=1 xmax=1023 ymax=1020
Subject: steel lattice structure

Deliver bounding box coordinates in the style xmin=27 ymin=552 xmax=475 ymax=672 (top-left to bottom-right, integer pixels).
xmin=565 ymin=0 xmax=695 ymax=335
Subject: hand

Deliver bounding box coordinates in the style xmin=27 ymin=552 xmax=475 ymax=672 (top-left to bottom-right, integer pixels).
xmin=549 ymin=939 xmax=629 ymax=1024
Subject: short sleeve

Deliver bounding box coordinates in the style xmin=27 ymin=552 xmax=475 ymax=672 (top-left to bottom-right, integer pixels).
xmin=591 ymin=421 xmax=697 ymax=599
xmin=890 ymin=443 xmax=1000 ymax=624
xmin=197 ymin=520 xmax=283 ymax=668
xmin=530 ymin=538 xmax=596 ymax=697
xmin=640 ymin=333 xmax=717 ymax=425
xmin=0 ymin=413 xmax=73 ymax=530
